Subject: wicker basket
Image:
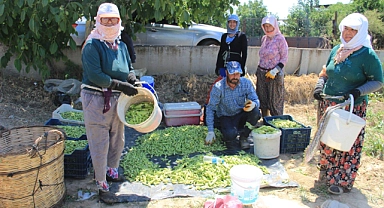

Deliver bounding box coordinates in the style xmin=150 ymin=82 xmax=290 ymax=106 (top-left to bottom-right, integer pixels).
xmin=0 ymin=126 xmax=66 ymax=208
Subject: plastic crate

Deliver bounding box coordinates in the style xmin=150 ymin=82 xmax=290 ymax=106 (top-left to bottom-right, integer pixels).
xmin=45 ymin=118 xmax=86 ymax=140
xmin=263 ymin=115 xmax=311 ymax=154
xmin=45 ymin=118 xmax=91 ymax=178
xmin=64 ymin=136 xmax=91 ymax=179
xmin=52 ymin=104 xmax=84 ymax=125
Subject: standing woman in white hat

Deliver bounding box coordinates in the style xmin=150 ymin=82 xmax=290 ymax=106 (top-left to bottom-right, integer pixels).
xmin=81 ymin=2 xmax=139 ymax=202
xmin=313 ymin=13 xmax=383 ymax=194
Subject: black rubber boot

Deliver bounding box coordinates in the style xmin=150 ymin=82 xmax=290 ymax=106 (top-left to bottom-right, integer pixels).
xmin=99 ymin=190 xmax=120 ymax=204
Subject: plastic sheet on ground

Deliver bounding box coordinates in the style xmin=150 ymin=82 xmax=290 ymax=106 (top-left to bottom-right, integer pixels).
xmin=115 ymin=126 xmax=298 ymax=201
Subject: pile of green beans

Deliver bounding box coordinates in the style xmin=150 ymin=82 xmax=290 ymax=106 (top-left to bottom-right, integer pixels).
xmin=64 ymin=140 xmax=88 ymax=154
xmin=60 ymin=111 xmax=84 ymax=122
xmin=58 ymin=125 xmax=86 ymax=138
xmin=270 ymin=118 xmax=302 ymax=128
xmin=125 ymin=102 xmax=153 ymax=124
xmin=121 ymin=125 xmax=267 ymax=190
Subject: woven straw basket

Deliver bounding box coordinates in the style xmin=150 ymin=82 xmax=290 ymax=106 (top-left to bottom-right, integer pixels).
xmin=0 ymin=126 xmax=66 ymax=208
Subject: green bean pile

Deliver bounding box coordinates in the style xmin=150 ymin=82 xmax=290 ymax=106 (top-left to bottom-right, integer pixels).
xmin=60 ymin=111 xmax=84 ymax=122
xmin=125 ymin=102 xmax=153 ymax=124
xmin=121 ymin=125 xmax=268 ymax=190
xmin=252 ymin=125 xmax=280 ymax=134
xmin=64 ymin=140 xmax=88 ymax=154
xmin=270 ymin=118 xmax=302 ymax=128
xmin=133 ymin=153 xmax=268 ymax=190
xmin=58 ymin=125 xmax=86 ymax=138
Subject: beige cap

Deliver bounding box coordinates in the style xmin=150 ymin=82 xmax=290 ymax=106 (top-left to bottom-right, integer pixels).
xmin=97 ymin=3 xmax=120 ymax=18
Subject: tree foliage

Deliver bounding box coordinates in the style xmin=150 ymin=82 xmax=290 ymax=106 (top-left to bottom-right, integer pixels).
xmin=0 ymin=0 xmax=239 ymax=78
xmin=236 ymin=0 xmax=267 ymax=37
xmin=283 ymin=0 xmax=384 ymax=49
xmin=284 ymin=0 xmax=320 ymax=37
xmin=0 ymin=0 xmax=83 ymax=78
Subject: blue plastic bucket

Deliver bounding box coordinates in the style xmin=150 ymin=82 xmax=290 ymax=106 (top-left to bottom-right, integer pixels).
xmin=140 ymin=76 xmax=155 ymax=94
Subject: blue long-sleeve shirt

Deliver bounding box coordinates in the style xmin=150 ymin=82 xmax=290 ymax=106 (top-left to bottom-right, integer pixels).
xmin=206 ymin=77 xmax=260 ymax=132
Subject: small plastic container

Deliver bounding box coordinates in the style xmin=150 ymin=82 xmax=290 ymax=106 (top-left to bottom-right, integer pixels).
xmin=163 ymin=102 xmax=202 ymax=126
xmin=203 ymin=156 xmax=225 ymax=164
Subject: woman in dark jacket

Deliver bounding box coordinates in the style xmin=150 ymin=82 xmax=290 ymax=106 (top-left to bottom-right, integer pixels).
xmin=215 ymin=14 xmax=248 ymax=77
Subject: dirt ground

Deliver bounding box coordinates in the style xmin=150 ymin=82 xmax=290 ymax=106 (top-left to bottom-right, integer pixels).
xmin=1 ymin=72 xmax=383 ymax=208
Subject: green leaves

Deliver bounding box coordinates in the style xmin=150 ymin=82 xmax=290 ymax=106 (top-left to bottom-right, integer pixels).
xmin=0 ymin=0 xmax=236 ymax=78
xmin=28 ymin=18 xmax=36 ymax=34
xmin=50 ymin=42 xmax=58 ymax=54
xmin=27 ymin=0 xmax=34 ymax=7
xmin=41 ymin=0 xmax=48 ymax=7
xmin=0 ymin=4 xmax=4 ymax=16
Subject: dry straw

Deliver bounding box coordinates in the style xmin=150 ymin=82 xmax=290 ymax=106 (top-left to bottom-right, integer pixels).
xmin=0 ymin=126 xmax=66 ymax=208
xmin=284 ymin=73 xmax=318 ymax=105
xmin=153 ymin=73 xmax=319 ymax=106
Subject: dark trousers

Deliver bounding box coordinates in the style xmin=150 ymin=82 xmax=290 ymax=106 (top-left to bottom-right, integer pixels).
xmin=219 ymin=108 xmax=261 ymax=143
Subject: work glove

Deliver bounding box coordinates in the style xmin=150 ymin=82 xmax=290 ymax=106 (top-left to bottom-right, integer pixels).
xmin=205 ymin=131 xmax=216 ymax=145
xmin=344 ymin=89 xmax=361 ymax=102
xmin=243 ymin=99 xmax=256 ymax=112
xmin=313 ymin=77 xmax=327 ymax=101
xmin=127 ymin=72 xmax=142 ymax=87
xmin=265 ymin=66 xmax=281 ymax=79
xmin=110 ymin=79 xmax=138 ymax=96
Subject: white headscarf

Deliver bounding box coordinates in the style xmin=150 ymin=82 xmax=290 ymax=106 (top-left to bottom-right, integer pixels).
xmin=85 ymin=3 xmax=124 ymax=43
xmin=339 ymin=13 xmax=372 ymax=49
xmin=261 ymin=15 xmax=281 ymax=38
xmin=334 ymin=13 xmax=372 ymax=64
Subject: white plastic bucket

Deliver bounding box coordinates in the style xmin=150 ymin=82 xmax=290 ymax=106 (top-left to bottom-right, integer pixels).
xmin=230 ymin=164 xmax=263 ymax=205
xmin=320 ymin=108 xmax=366 ymax=151
xmin=252 ymin=130 xmax=282 ymax=159
xmin=320 ymin=96 xmax=366 ymax=152
xmin=140 ymin=76 xmax=155 ymax=94
xmin=117 ymin=87 xmax=162 ymax=133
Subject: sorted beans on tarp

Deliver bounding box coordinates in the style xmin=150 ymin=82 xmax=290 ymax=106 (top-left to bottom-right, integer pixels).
xmin=126 ymin=152 xmax=268 ymax=190
xmin=64 ymin=140 xmax=88 ymax=154
xmin=120 ymin=125 xmax=268 ymax=190
xmin=60 ymin=111 xmax=84 ymax=122
xmin=270 ymin=118 xmax=302 ymax=128
xmin=58 ymin=125 xmax=86 ymax=138
xmin=125 ymin=102 xmax=153 ymax=124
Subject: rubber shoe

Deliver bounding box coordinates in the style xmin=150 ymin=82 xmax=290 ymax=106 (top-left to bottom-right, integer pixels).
xmin=99 ymin=190 xmax=120 ymax=204
xmin=240 ymin=140 xmax=250 ymax=149
xmin=328 ymin=185 xmax=343 ymax=195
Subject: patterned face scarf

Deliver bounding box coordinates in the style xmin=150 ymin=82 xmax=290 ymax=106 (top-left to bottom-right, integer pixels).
xmin=83 ymin=3 xmax=124 ymax=46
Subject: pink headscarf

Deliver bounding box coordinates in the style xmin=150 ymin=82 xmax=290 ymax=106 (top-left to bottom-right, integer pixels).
xmin=261 ymin=15 xmax=281 ymax=38
xmin=85 ymin=3 xmax=124 ymax=43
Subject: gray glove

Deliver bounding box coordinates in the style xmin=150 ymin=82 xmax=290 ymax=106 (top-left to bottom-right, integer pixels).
xmin=110 ymin=79 xmax=138 ymax=96
xmin=205 ymin=131 xmax=216 ymax=145
xmin=127 ymin=72 xmax=142 ymax=87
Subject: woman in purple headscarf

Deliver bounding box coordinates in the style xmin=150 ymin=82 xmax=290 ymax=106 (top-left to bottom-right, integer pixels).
xmin=256 ymin=15 xmax=288 ymax=117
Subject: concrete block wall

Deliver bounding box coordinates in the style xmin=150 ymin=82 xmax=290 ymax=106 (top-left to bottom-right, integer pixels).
xmin=1 ymin=44 xmax=383 ymax=80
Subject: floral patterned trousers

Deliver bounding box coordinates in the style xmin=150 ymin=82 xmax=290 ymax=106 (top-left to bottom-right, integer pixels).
xmin=318 ymin=99 xmax=367 ymax=191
